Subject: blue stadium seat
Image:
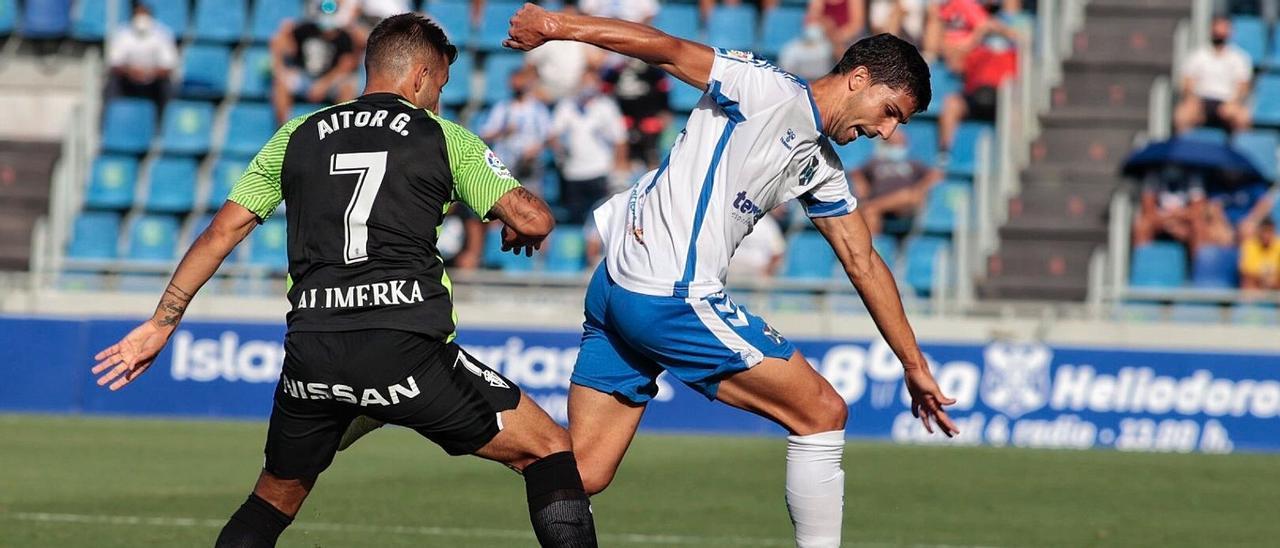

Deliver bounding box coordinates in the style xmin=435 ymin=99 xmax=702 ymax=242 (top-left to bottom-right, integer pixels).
xmin=668 ymin=76 xmax=704 ymax=112
xmin=1190 ymin=245 xmax=1239 ymax=289
xmin=209 ymin=157 xmax=247 ymax=210
xmin=1183 ymin=126 xmax=1229 ymax=145
xmin=483 ymin=52 xmax=525 ymax=104
xmin=1231 ymin=303 xmax=1279 ymax=325
xmin=70 ymin=0 xmax=120 ymax=42
xmin=476 ymin=1 xmax=521 ymax=49
xmin=904 ymin=236 xmax=950 ymax=296
xmin=758 ymin=6 xmax=806 ymax=57
xmin=249 ymin=0 xmax=300 ymax=42
xmin=441 ymin=51 xmax=473 ymax=105
xmin=903 ymin=120 xmax=938 ymax=165
xmin=923 ymin=63 xmax=960 ymax=118
xmin=653 ymin=3 xmax=699 ymax=40
xmin=160 ymin=100 xmax=214 ymax=155
xmin=1169 ymin=303 xmax=1224 ymax=324
xmin=872 ymin=234 xmax=898 ymax=270
xmin=144 ymin=156 xmax=198 ymax=213
xmin=179 ymin=43 xmax=231 ymax=99
xmin=545 ymin=226 xmax=586 ymax=274
xmin=290 ymin=102 xmax=329 ymax=120
xmin=239 ymin=46 xmax=273 ymax=100
xmin=1129 ymin=241 xmax=1187 ymax=288
xmin=1231 ymin=16 xmax=1266 ymax=65
xmin=248 ymin=217 xmax=288 ymax=270
xmin=58 ymin=272 xmax=107 ymax=291
xmin=836 ymin=138 xmax=874 ymax=170
xmin=191 ymin=0 xmax=246 ymax=43
xmin=24 ymin=0 xmax=70 ymax=39
xmin=948 ymin=122 xmax=991 ymax=177
xmin=425 ymin=0 xmax=472 ymax=46
xmin=0 ymin=0 xmax=16 ymax=36
xmin=483 ymin=225 xmax=535 ymax=272
xmin=126 ymin=214 xmax=180 ymax=261
xmin=920 ymin=182 xmax=971 ymax=234
xmin=1252 ymin=74 xmax=1280 ymax=127
xmin=1232 ymin=130 xmax=1279 ymax=182
xmin=101 ymin=98 xmax=157 ymax=154
xmin=67 ymin=211 xmax=121 ymax=260
xmin=707 ymin=4 xmax=758 ymax=51
xmin=150 ymin=0 xmax=189 ymax=35
xmin=223 ymin=102 xmax=276 ymax=158
xmin=84 ymin=155 xmax=138 ymax=210
xmin=783 ymin=231 xmax=837 ymax=280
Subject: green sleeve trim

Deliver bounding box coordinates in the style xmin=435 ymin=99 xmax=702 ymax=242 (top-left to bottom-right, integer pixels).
xmin=227 ymin=113 xmax=310 ymax=221
xmin=427 ymin=110 xmax=522 ymax=220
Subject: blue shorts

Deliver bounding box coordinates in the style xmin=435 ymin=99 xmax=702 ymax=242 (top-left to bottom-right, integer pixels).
xmin=570 ymin=265 xmax=796 ymax=403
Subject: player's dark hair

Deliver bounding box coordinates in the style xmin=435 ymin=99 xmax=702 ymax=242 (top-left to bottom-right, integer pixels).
xmin=831 ymin=33 xmax=932 ymax=113
xmin=365 ymin=13 xmax=458 ymax=77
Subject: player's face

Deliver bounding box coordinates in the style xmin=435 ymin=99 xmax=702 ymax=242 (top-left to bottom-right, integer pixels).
xmin=837 ymin=83 xmax=916 ymax=145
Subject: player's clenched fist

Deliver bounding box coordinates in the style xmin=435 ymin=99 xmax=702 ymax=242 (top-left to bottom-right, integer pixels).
xmin=503 ymin=3 xmax=557 ymax=51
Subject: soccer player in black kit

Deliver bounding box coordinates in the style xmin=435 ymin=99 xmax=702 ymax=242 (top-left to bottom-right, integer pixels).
xmin=90 ymin=14 xmax=598 ymax=548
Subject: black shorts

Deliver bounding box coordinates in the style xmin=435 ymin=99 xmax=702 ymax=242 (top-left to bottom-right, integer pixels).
xmin=1200 ymin=98 xmax=1229 ymax=130
xmin=264 ymin=329 xmax=521 ymax=480
xmin=964 ymin=86 xmax=998 ymax=122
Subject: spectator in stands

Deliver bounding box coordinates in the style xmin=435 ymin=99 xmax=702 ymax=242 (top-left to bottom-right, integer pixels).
xmin=1239 ymin=218 xmax=1280 ymax=290
xmin=338 ymin=0 xmax=410 ymax=29
xmin=438 ymin=204 xmax=486 ymax=271
xmin=602 ymin=58 xmax=671 ymax=171
xmin=851 ymin=131 xmax=943 ymax=235
xmin=579 ymin=0 xmax=660 ymax=24
xmin=806 ymin=0 xmax=865 ymax=55
xmin=1132 ymin=169 xmax=1205 ymax=248
xmin=1174 ymin=16 xmax=1253 ymax=135
xmin=549 ymin=70 xmax=628 ymax=224
xmin=727 ymin=210 xmax=787 ymax=282
xmin=525 ymin=3 xmax=604 ymax=103
xmin=923 ymin=0 xmax=1018 ymax=71
xmin=869 ymin=0 xmax=928 ymax=45
xmin=106 ymin=1 xmax=178 ymax=108
xmin=269 ymin=0 xmax=360 ymax=125
xmin=780 ymin=24 xmax=834 ymax=81
xmin=479 ymin=65 xmax=552 ymax=193
xmin=935 ymin=0 xmax=1019 ymax=166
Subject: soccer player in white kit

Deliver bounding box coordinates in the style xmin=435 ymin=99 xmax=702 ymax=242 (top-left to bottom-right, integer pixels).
xmin=523 ymin=6 xmax=957 ymax=546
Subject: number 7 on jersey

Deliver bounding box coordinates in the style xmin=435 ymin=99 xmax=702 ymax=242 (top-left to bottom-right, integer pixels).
xmin=331 ymin=151 xmax=388 ymax=264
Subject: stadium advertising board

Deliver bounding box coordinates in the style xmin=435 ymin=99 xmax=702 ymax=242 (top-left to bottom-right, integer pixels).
xmin=3 ymin=316 xmax=1279 ymax=454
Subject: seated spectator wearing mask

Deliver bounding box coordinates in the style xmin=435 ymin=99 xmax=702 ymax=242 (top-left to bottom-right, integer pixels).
xmin=270 ymin=0 xmax=360 ymax=125
xmin=549 ymin=70 xmax=628 ymax=224
xmin=601 ymin=58 xmax=671 ymax=171
xmin=1132 ymin=167 xmax=1206 ymax=248
xmin=106 ymin=1 xmax=178 ymax=108
xmin=780 ymin=24 xmax=834 ymax=81
xmin=1174 ymin=16 xmax=1253 ymax=135
xmin=806 ymin=0 xmax=866 ymax=54
xmin=935 ymin=0 xmax=1019 ymax=165
xmin=869 ymin=0 xmax=928 ymax=45
xmin=479 ymin=66 xmax=553 ymax=193
xmin=851 ymin=131 xmax=943 ymax=235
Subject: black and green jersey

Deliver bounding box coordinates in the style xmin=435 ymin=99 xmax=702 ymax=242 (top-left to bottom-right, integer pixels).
xmin=228 ymin=93 xmax=520 ymax=340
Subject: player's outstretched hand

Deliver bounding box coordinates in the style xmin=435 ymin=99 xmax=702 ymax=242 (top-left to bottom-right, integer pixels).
xmin=503 ymin=3 xmax=555 ymax=51
xmin=91 ymin=320 xmax=174 ymax=391
xmin=501 ymin=222 xmax=544 ymax=257
xmin=904 ymin=365 xmax=960 ymax=437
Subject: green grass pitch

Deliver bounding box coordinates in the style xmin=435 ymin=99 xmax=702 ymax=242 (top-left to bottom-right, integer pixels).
xmin=0 ymin=415 xmax=1275 ymax=547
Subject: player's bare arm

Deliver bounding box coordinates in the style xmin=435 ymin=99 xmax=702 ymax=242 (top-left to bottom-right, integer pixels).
xmin=489 ymin=186 xmax=556 ymax=257
xmin=811 ymin=210 xmax=960 ymax=437
xmin=91 ymin=202 xmax=261 ymax=391
xmin=504 ymin=2 xmax=715 ymax=90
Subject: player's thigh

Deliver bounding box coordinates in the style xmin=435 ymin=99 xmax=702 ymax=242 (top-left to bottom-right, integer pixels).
xmin=567 ymin=383 xmax=646 ymax=495
xmin=472 ymin=391 xmax=571 ymax=471
xmin=716 ymin=350 xmax=848 ymax=436
xmin=266 ymin=335 xmax=359 ymax=482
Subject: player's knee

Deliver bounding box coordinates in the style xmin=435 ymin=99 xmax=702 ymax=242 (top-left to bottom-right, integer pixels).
xmin=805 ymin=390 xmax=848 ymax=434
xmin=578 ymin=461 xmax=616 ymax=496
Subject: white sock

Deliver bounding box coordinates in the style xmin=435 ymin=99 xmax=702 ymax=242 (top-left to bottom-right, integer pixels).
xmin=785 ymin=430 xmax=845 ymax=548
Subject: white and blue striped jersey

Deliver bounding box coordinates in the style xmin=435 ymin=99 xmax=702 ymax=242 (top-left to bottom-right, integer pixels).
xmin=593 ymin=48 xmax=857 ymax=298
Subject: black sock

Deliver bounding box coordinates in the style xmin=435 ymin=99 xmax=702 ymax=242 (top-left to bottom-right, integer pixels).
xmin=214 ymin=494 xmax=294 ymax=548
xmin=524 ymin=451 xmax=598 ymax=548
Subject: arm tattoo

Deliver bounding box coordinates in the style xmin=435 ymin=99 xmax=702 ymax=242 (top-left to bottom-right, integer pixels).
xmin=490 ymin=187 xmax=547 ymax=224
xmin=154 ymin=283 xmax=193 ymax=327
